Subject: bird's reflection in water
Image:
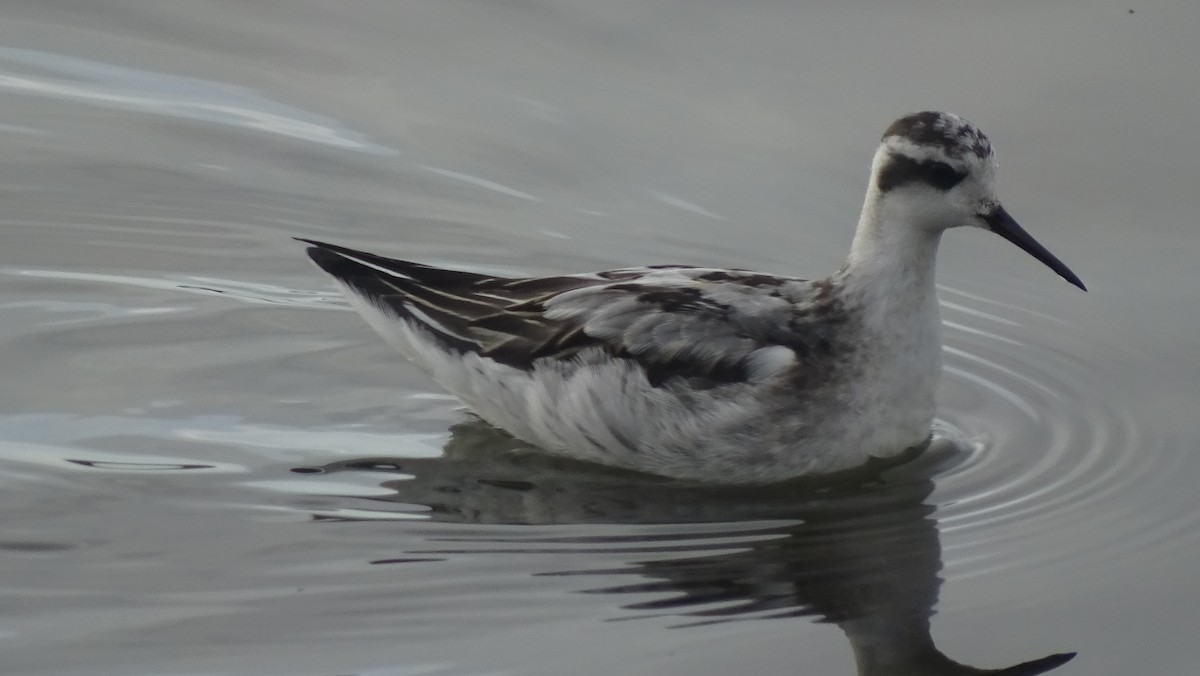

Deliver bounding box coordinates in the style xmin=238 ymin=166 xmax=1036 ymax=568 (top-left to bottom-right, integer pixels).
xmin=303 ymin=419 xmax=1075 ymax=676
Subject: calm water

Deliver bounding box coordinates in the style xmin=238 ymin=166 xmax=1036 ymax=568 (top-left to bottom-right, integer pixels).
xmin=2 ymin=2 xmax=1199 ymax=674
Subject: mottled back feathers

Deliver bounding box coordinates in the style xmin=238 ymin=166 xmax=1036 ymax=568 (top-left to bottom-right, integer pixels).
xmin=301 ymin=239 xmax=848 ymax=388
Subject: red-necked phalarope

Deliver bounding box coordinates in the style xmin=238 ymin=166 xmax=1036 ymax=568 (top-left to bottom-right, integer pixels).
xmin=300 ymin=111 xmax=1085 ymax=484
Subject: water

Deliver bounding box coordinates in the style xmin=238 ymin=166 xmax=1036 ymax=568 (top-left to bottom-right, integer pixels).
xmin=2 ymin=1 xmax=1199 ymax=674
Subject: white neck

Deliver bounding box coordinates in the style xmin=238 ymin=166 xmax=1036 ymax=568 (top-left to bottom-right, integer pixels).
xmin=840 ymin=187 xmax=943 ymax=329
xmin=842 ymin=617 xmax=948 ymax=676
xmin=833 ymin=187 xmax=946 ymax=428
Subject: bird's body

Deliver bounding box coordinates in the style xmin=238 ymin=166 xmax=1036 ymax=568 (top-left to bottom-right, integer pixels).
xmin=302 ymin=112 xmax=1084 ymax=484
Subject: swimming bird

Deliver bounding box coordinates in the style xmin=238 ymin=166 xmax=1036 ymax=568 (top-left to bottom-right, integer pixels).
xmin=300 ymin=111 xmax=1084 ymax=484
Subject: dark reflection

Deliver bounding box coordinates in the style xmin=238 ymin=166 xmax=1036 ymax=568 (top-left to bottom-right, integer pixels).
xmin=299 ymin=420 xmax=1075 ymax=676
xmin=67 ymin=458 xmax=214 ymax=471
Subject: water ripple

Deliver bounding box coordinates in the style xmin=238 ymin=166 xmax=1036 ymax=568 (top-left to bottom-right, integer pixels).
xmin=0 ymin=47 xmax=393 ymax=154
xmin=933 ymin=285 xmax=1186 ymax=585
xmin=3 ymin=267 xmax=340 ymax=308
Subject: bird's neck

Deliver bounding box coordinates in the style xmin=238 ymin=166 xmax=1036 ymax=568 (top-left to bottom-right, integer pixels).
xmin=834 ymin=193 xmax=945 ymax=431
xmin=842 ymin=616 xmax=957 ymax=676
xmin=839 ymin=195 xmax=943 ymax=330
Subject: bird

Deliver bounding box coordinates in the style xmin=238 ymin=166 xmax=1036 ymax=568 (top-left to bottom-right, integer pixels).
xmin=299 ymin=111 xmax=1085 ymax=484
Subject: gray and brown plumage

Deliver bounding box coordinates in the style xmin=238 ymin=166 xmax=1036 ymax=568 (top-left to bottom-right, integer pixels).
xmin=301 ymin=111 xmax=1084 ymax=483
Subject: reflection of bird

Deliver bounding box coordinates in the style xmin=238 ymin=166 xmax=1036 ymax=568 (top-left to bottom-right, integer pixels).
xmin=305 ymin=420 xmax=1075 ymax=675
xmin=300 ymin=111 xmax=1085 ymax=483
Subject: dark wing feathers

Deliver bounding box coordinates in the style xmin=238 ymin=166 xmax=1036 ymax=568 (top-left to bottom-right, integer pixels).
xmin=298 ymin=238 xmax=496 ymax=287
xmin=302 ymin=239 xmax=828 ymax=385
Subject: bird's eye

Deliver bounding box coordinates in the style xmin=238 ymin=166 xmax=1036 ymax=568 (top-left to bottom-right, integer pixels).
xmin=878 ymin=155 xmax=967 ymax=192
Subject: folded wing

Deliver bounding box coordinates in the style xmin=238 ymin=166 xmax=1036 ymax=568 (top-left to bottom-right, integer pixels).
xmin=301 ymin=239 xmax=841 ymax=387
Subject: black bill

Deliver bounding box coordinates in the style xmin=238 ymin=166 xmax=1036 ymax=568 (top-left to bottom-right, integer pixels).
xmin=982 ymin=205 xmax=1086 ymax=291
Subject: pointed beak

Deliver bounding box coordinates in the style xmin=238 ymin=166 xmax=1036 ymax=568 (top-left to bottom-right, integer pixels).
xmin=982 ymin=205 xmax=1086 ymax=291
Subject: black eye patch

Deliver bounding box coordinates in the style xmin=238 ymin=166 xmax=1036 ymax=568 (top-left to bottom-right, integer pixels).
xmin=877 ymin=154 xmax=967 ymax=192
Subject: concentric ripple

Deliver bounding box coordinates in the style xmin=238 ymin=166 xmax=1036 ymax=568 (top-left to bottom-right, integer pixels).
xmin=931 ymin=284 xmax=1193 ymax=586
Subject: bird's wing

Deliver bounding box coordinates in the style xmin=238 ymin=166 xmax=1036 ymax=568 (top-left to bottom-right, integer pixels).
xmin=301 ymin=239 xmax=839 ymax=385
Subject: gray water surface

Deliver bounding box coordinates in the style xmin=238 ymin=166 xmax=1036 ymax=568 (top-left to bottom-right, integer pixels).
xmin=2 ymin=2 xmax=1199 ymax=675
